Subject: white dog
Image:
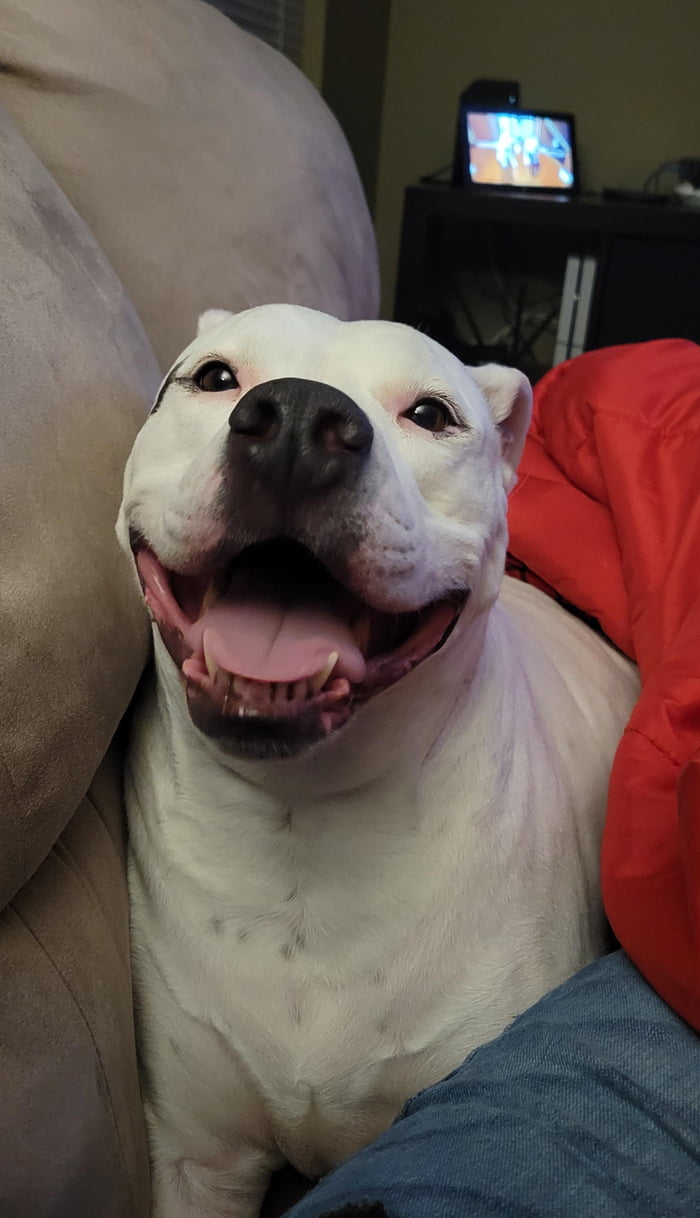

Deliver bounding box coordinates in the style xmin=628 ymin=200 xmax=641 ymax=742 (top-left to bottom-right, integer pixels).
xmin=117 ymin=304 xmax=638 ymax=1218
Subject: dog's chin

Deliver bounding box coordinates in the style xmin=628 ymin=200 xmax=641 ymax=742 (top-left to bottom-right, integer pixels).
xmin=186 ymin=692 xmax=337 ymax=761
xmin=135 ymin=536 xmax=467 ymax=761
xmin=182 ymin=650 xmax=356 ymax=760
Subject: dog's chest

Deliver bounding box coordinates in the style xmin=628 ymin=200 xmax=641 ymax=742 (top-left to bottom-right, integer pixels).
xmin=128 ymin=747 xmax=466 ymax=1172
xmin=136 ymin=859 xmax=453 ymax=1174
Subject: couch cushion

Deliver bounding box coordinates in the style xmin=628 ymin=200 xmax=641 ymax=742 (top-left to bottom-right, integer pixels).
xmin=1 ymin=738 xmax=150 ymax=1218
xmin=0 ymin=107 xmax=160 ymax=910
xmin=0 ymin=0 xmax=380 ymax=369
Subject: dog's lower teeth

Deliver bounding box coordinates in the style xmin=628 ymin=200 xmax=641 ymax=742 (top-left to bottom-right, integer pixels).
xmin=203 ymin=642 xmax=218 ymax=678
xmin=309 ymin=651 xmax=339 ymax=695
xmin=206 ymin=659 xmax=339 ymax=710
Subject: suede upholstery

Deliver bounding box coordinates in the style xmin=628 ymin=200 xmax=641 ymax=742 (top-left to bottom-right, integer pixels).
xmin=0 ymin=0 xmax=379 ymax=368
xmin=0 ymin=110 xmax=159 ymax=913
xmin=0 ymin=107 xmax=158 ymax=1217
xmin=1 ymin=742 xmax=151 ymax=1218
xmin=0 ymin=1 xmax=378 ymax=1212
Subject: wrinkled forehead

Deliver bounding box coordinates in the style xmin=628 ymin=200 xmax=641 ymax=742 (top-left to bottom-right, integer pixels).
xmin=176 ymin=305 xmax=477 ymax=406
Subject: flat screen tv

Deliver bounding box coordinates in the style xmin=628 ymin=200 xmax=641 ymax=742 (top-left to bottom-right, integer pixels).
xmin=462 ymin=108 xmax=578 ymax=193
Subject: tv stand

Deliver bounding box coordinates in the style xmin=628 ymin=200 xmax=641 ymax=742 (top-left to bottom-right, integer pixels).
xmin=393 ymin=184 xmax=700 ymax=374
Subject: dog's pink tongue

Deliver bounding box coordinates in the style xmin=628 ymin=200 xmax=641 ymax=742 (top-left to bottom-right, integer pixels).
xmin=191 ymin=566 xmax=367 ymax=684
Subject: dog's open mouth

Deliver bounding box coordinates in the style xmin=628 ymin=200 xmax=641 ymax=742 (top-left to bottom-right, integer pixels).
xmin=135 ymin=538 xmax=465 ymax=741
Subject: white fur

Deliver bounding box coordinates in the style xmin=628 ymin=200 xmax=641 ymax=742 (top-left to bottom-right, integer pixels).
xmin=118 ymin=305 xmax=639 ymax=1218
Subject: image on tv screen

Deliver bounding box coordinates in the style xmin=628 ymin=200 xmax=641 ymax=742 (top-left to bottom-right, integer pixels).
xmin=466 ymin=111 xmax=575 ymax=190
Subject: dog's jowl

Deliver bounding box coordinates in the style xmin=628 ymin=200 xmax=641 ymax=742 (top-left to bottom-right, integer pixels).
xmin=117 ymin=304 xmax=639 ymax=1218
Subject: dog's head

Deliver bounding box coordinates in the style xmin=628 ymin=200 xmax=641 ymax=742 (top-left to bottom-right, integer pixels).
xmin=117 ymin=304 xmax=531 ymax=760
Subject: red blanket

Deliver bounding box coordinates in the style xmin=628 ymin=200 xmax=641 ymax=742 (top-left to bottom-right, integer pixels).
xmin=507 ymin=339 xmax=700 ymax=1031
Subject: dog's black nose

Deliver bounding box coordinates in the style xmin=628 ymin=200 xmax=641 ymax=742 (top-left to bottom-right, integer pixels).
xmin=228 ymin=377 xmax=373 ymax=498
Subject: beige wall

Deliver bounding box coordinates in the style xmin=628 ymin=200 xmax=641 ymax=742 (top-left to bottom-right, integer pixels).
xmin=374 ymin=0 xmax=700 ymax=315
xmin=301 ymin=0 xmax=327 ymax=90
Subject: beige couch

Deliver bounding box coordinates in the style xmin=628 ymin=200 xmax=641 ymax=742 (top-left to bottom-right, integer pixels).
xmin=0 ymin=2 xmax=378 ymax=1214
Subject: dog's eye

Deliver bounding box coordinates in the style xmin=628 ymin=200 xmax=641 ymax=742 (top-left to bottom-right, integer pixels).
xmin=402 ymin=398 xmax=453 ymax=433
xmin=193 ymin=361 xmax=239 ymax=392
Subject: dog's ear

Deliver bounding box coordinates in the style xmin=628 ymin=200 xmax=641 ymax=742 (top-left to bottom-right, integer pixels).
xmin=470 ymin=364 xmax=532 ymax=492
xmin=197 ymin=309 xmax=235 ymax=337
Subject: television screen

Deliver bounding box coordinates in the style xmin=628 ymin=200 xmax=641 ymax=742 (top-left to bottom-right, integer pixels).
xmin=465 ymin=110 xmax=577 ymax=192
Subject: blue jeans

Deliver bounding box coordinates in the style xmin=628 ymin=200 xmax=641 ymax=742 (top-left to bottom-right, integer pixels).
xmin=287 ymin=953 xmax=700 ymax=1217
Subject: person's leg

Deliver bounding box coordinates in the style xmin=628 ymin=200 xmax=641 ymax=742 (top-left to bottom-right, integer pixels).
xmin=287 ymin=953 xmax=700 ymax=1218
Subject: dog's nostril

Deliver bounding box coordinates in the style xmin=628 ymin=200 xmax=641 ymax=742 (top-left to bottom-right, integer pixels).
xmin=230 ymin=397 xmax=279 ymax=440
xmin=317 ymin=411 xmax=373 ymax=456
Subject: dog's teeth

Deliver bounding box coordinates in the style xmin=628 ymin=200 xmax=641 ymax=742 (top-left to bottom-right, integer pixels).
xmin=201 ymin=579 xmax=219 ymax=613
xmin=281 ymin=679 xmax=308 ymax=703
xmin=309 ymin=651 xmax=339 ymax=695
xmin=352 ymin=614 xmax=371 ymax=653
xmin=232 ymin=676 xmax=247 ymax=697
xmin=237 ymin=706 xmax=261 ymax=718
xmin=203 ymin=640 xmax=218 ymax=678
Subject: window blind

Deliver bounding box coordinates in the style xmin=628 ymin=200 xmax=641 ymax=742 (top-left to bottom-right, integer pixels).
xmin=203 ymin=0 xmax=305 ymax=64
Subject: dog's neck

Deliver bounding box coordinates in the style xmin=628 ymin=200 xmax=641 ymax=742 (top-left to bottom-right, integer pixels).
xmin=136 ymin=597 xmax=544 ymax=974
